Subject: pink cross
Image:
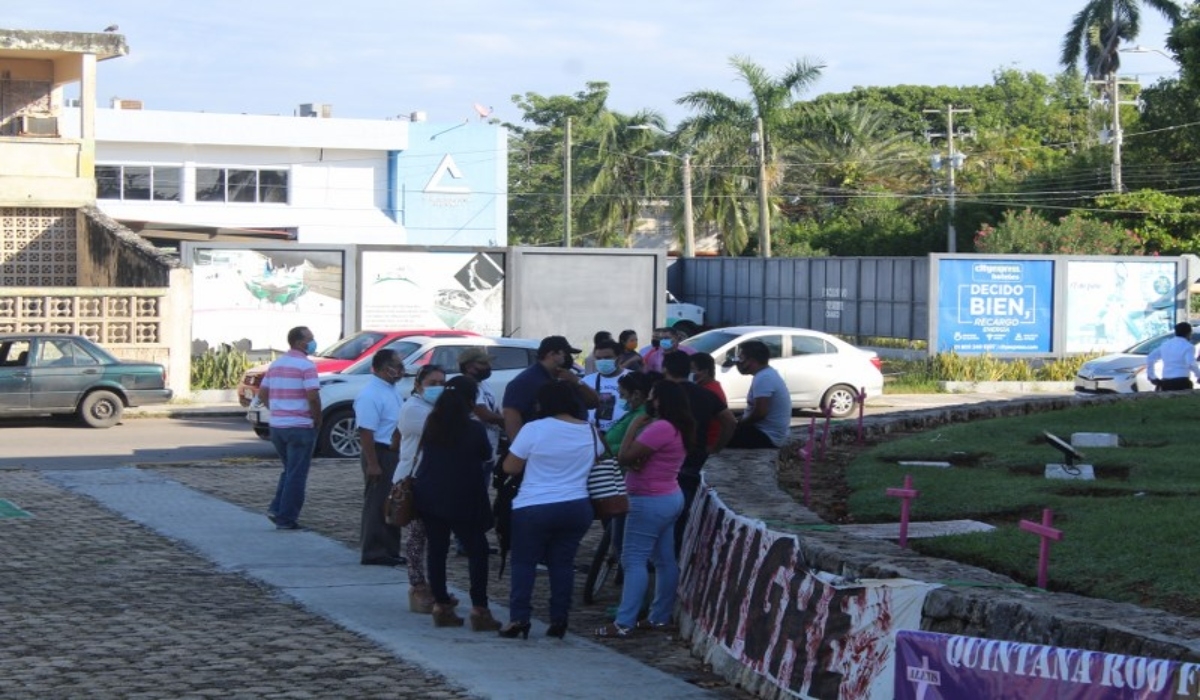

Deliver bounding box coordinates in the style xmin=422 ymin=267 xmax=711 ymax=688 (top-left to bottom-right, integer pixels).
xmin=885 ymin=474 xmax=920 ymax=549
xmin=1019 ymin=508 xmax=1064 ymax=589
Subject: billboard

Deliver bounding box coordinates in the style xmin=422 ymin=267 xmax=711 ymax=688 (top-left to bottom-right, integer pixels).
xmin=359 ymin=250 xmax=504 ymax=336
xmin=936 ymin=259 xmax=1053 ymax=354
xmin=190 ymin=248 xmax=344 ymax=351
xmin=1064 ymin=260 xmax=1177 ymax=352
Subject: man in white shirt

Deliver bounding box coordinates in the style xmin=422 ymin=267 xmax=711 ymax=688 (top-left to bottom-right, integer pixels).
xmin=1146 ymin=322 xmax=1200 ymax=392
xmin=353 ymin=349 xmax=406 ymax=566
xmin=581 ymin=339 xmax=629 ymax=436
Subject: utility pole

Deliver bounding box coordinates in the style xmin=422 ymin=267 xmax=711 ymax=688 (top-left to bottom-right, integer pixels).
xmin=924 ymin=105 xmax=973 ymax=253
xmin=1092 ymin=72 xmax=1139 ymax=193
xmin=754 ymin=117 xmax=770 ymax=258
xmin=563 ymin=116 xmax=572 ymax=246
xmin=681 ymin=153 xmax=695 ymax=258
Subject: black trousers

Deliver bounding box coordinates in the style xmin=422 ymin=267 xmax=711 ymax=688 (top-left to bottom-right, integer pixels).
xmin=424 ymin=515 xmax=490 ymax=608
xmin=1158 ymin=377 xmax=1194 ymax=392
xmin=360 ymin=445 xmax=401 ymax=561
xmin=726 ymin=421 xmax=779 ymax=449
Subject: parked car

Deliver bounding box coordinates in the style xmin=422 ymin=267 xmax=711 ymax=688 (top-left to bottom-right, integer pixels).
xmin=235 ymin=329 xmax=478 ymax=406
xmin=666 ymin=291 xmax=705 ymax=336
xmin=0 ymin=333 xmax=172 ymax=428
xmin=1074 ymin=327 xmax=1200 ymax=395
xmin=681 ymin=326 xmax=884 ymax=418
xmin=247 ymin=335 xmax=540 ymax=458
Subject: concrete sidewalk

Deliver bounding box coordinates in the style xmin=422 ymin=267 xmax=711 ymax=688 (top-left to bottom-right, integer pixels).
xmin=35 ymin=467 xmax=712 ymax=700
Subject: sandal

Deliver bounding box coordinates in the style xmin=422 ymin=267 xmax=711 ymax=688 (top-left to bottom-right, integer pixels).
xmin=593 ymin=622 xmax=631 ymax=639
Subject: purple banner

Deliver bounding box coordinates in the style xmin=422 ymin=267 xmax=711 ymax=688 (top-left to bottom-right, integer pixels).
xmin=895 ymin=630 xmax=1200 ymax=699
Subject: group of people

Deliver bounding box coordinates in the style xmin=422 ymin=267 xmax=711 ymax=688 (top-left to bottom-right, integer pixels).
xmin=256 ymin=324 xmax=794 ymax=640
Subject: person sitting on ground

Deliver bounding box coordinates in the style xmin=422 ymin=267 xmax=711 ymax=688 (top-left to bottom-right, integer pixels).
xmin=1146 ymin=321 xmax=1200 ymax=392
xmin=725 ymin=340 xmax=792 ymax=449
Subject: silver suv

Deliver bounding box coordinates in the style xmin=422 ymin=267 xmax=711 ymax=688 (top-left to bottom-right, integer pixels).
xmin=247 ymin=335 xmax=539 ymax=458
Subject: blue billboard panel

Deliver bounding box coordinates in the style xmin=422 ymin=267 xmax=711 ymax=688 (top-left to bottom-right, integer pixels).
xmin=937 ymin=259 xmax=1053 ymax=353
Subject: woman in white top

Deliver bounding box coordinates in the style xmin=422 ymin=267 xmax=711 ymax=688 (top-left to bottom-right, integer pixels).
xmin=499 ymin=381 xmax=603 ymax=639
xmin=397 ymin=364 xmax=446 ymax=613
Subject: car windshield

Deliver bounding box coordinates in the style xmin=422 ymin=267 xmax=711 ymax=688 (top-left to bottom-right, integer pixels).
xmin=1125 ymin=331 xmax=1200 ymax=356
xmin=319 ymin=331 xmax=385 ymax=360
xmin=682 ymin=330 xmax=742 ymax=354
xmin=339 ymin=340 xmax=422 ymax=375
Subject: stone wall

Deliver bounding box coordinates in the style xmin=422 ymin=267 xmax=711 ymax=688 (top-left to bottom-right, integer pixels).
xmin=682 ymin=394 xmax=1200 ymax=699
xmin=75 ymin=205 xmax=177 ymax=287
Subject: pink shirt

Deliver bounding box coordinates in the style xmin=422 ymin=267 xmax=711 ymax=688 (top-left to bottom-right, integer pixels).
xmin=625 ymin=419 xmax=684 ymax=496
xmin=263 ymin=350 xmax=319 ymax=429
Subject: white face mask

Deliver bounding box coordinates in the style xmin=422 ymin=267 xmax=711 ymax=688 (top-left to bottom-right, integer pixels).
xmin=687 ymin=372 xmax=697 ymax=383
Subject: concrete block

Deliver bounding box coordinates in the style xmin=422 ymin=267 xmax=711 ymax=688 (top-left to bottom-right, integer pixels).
xmin=1045 ymin=463 xmax=1095 ymax=480
xmin=898 ymin=461 xmax=952 ymax=468
xmin=1071 ymin=433 xmax=1119 ymax=448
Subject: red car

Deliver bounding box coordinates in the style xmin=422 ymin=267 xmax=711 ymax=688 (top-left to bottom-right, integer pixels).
xmin=235 ymin=329 xmax=478 ymax=406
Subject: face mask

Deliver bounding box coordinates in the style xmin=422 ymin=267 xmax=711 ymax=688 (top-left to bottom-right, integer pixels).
xmin=305 ymin=339 xmax=318 ymax=355
xmin=561 ymin=353 xmax=574 ymax=369
xmin=660 ymin=339 xmax=674 ymax=351
xmin=596 ymin=359 xmax=617 ymax=375
xmin=616 ymin=398 xmax=629 ymax=413
xmin=422 ymin=386 xmax=444 ymax=404
xmin=736 ymin=361 xmax=751 ymax=376
xmin=474 ymin=367 xmax=492 ymax=381
xmin=687 ymin=372 xmax=696 ymax=383
xmin=644 ymin=400 xmax=658 ymax=418
xmin=650 ymin=338 xmax=661 ymax=349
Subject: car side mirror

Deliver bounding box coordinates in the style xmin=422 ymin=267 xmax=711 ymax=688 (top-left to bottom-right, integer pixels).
xmin=722 ymin=357 xmax=737 ymax=369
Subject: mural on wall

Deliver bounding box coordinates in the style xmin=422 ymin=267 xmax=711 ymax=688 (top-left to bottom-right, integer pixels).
xmin=1064 ymin=260 xmax=1178 ymax=353
xmin=190 ymin=248 xmax=344 ymax=351
xmin=360 ymin=250 xmax=504 ymax=335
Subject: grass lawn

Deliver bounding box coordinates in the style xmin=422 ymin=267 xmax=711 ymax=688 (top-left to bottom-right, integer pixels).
xmin=838 ymin=394 xmax=1199 ymax=618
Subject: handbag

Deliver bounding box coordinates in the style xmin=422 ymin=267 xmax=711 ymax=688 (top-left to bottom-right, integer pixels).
xmin=587 ymin=427 xmax=629 ymax=519
xmin=384 ymin=476 xmax=416 ymax=527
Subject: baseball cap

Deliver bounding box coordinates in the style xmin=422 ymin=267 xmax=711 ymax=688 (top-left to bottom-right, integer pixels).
xmin=458 ymin=347 xmax=491 ymax=366
xmin=537 ymin=335 xmax=581 ymax=356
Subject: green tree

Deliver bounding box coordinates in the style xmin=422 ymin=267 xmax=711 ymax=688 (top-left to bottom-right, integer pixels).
xmin=676 ymin=55 xmax=824 ymax=255
xmin=1060 ymin=0 xmax=1183 ymax=78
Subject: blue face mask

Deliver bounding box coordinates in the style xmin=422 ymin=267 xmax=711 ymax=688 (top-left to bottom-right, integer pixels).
xmin=596 ymin=358 xmax=617 ymax=375
xmin=422 ymin=386 xmax=444 ymax=404
xmin=305 ymin=339 xmax=318 ymax=355
xmin=616 ymin=398 xmax=629 ymax=413
xmin=660 ymin=339 xmax=674 ymax=351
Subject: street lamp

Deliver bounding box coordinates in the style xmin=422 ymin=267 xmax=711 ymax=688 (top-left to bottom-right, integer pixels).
xmin=630 ymin=124 xmax=696 ymax=258
xmin=1121 ymin=45 xmax=1178 ymax=63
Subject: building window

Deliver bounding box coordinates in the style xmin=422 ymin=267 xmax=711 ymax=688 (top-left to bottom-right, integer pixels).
xmin=196 ymin=167 xmax=289 ymax=204
xmin=96 ymin=165 xmax=182 ymax=202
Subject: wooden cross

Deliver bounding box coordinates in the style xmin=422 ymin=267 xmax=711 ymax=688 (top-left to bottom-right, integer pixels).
xmin=1019 ymin=508 xmax=1064 ymax=589
xmin=885 ymin=474 xmax=920 ymax=549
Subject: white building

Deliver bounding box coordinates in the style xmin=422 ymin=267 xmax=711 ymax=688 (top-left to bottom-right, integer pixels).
xmin=61 ymin=105 xmax=508 ymax=248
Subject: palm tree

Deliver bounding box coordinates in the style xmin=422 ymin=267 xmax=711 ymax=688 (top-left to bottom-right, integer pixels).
xmin=582 ymin=109 xmax=668 ymax=247
xmin=676 ymin=55 xmax=824 ymax=254
xmin=1061 ymin=0 xmax=1183 ymax=78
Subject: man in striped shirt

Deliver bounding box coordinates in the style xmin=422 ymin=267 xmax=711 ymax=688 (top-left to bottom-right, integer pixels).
xmin=258 ymin=326 xmax=322 ymax=530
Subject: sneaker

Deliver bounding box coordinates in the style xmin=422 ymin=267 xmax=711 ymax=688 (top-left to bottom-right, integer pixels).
xmin=275 ymin=522 xmax=301 ymax=531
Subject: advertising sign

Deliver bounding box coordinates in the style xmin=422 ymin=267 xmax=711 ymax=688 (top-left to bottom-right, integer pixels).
xmin=895 ymin=630 xmax=1200 ymax=700
xmin=191 ymin=248 xmax=344 ymax=351
xmin=360 ymin=250 xmax=504 ymax=335
xmin=1064 ymin=260 xmax=1178 ymax=353
xmin=936 ymin=259 xmax=1053 ymax=354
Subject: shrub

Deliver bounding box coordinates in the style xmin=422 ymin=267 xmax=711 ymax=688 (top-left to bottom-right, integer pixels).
xmin=191 ymin=345 xmax=251 ymax=390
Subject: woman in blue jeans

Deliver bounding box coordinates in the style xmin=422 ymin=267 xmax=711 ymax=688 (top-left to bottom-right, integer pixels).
xmin=595 ymin=380 xmax=694 ymax=638
xmin=500 ymin=381 xmax=603 ymax=639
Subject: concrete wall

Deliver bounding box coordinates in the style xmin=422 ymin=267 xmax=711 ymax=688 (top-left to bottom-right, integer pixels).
xmin=76 ymin=206 xmax=177 ymax=287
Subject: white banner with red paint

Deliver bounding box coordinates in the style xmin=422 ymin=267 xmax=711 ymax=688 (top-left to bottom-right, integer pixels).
xmin=679 ymin=486 xmax=939 ymax=700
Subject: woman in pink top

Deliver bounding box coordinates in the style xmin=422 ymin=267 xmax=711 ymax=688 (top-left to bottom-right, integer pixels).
xmin=595 ymin=380 xmax=694 ymax=638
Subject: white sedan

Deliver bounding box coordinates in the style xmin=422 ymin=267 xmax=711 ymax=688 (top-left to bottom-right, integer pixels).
xmin=681 ymin=326 xmax=884 ymax=418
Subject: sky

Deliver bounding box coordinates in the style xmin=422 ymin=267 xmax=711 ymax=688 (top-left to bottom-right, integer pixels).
xmin=7 ymin=1 xmax=1184 ymax=127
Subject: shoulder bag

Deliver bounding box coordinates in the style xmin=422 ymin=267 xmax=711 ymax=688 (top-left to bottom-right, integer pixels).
xmin=587 ymin=426 xmax=630 ymax=520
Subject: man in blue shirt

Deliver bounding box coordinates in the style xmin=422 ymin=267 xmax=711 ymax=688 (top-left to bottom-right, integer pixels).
xmin=354 ymin=349 xmax=406 ymax=566
xmin=502 ymin=335 xmax=599 ymax=441
xmin=726 ymin=340 xmax=792 ymax=448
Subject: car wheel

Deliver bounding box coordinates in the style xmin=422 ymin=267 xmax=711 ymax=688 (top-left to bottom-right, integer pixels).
xmin=78 ymin=390 xmax=124 ymax=428
xmin=821 ymin=384 xmax=859 ymax=419
xmin=318 ymin=407 xmax=361 ymax=458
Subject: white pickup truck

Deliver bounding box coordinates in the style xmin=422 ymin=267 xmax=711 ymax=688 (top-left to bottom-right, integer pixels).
xmin=666 ymin=291 xmax=705 ymax=336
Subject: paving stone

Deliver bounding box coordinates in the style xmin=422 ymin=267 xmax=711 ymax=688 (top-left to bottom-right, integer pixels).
xmin=1071 ymin=432 xmax=1119 ymax=448
xmin=1045 ymin=463 xmax=1096 ymax=480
